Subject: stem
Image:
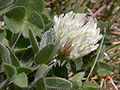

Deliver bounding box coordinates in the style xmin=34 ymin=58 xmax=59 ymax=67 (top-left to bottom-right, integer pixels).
xmin=14 ymin=46 xmax=31 ymax=53
xmin=86 ymin=29 xmax=106 ymax=81
xmin=10 ymin=33 xmax=21 ymax=49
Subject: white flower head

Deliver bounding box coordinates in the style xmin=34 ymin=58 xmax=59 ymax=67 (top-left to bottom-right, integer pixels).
xmin=53 ymin=11 xmax=102 ymax=59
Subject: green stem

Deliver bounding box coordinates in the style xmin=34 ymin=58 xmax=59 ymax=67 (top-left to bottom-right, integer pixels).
xmin=10 ymin=33 xmax=21 ymax=49
xmin=14 ymin=46 xmax=31 ymax=53
xmin=86 ymin=28 xmax=106 ymax=81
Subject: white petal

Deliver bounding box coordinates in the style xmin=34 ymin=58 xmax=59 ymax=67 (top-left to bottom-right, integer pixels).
xmin=53 ymin=11 xmax=102 ymax=59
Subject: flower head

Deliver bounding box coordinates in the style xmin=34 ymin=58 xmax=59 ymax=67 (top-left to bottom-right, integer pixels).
xmin=53 ymin=11 xmax=102 ymax=59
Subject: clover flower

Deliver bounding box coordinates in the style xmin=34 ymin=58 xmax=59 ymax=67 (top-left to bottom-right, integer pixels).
xmin=53 ymin=11 xmax=102 ymax=59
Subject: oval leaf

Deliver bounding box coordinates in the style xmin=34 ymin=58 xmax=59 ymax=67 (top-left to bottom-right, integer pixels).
xmin=71 ymin=58 xmax=83 ymax=71
xmin=3 ymin=64 xmax=17 ymax=79
xmin=4 ymin=6 xmax=26 ymax=33
xmin=0 ymin=42 xmax=11 ymax=64
xmin=23 ymin=11 xmax=44 ymax=38
xmin=97 ymin=62 xmax=113 ymax=76
xmin=35 ymin=64 xmax=49 ymax=81
xmin=40 ymin=30 xmax=55 ymax=49
xmin=35 ymin=77 xmax=47 ymax=90
xmin=45 ymin=77 xmax=72 ymax=89
xmin=17 ymin=67 xmax=32 ymax=74
xmin=29 ymin=28 xmax=39 ymax=54
xmin=8 ymin=47 xmax=21 ymax=67
xmin=82 ymin=82 xmax=99 ymax=89
xmin=27 ymin=12 xmax=44 ymax=29
xmin=14 ymin=73 xmax=28 ymax=88
xmin=69 ymin=72 xmax=85 ymax=82
xmin=35 ymin=44 xmax=55 ymax=64
xmin=16 ymin=0 xmax=44 ymax=15
xmin=0 ymin=29 xmax=6 ymax=42
xmin=20 ymin=48 xmax=33 ymax=67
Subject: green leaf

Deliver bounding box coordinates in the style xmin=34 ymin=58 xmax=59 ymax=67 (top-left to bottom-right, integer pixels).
xmin=74 ymin=7 xmax=85 ymax=13
xmin=0 ymin=29 xmax=6 ymax=42
xmin=14 ymin=73 xmax=28 ymax=88
xmin=0 ymin=0 xmax=14 ymax=15
xmin=4 ymin=6 xmax=26 ymax=33
xmin=42 ymin=13 xmax=51 ymax=25
xmin=29 ymin=28 xmax=39 ymax=54
xmin=8 ymin=47 xmax=21 ymax=67
xmin=53 ymin=65 xmax=68 ymax=78
xmin=22 ymin=20 xmax=43 ymax=38
xmin=45 ymin=77 xmax=72 ymax=89
xmin=38 ymin=30 xmax=59 ymax=64
xmin=35 ymin=77 xmax=47 ymax=90
xmin=4 ymin=7 xmax=43 ymax=37
xmin=69 ymin=72 xmax=85 ymax=89
xmin=17 ymin=67 xmax=32 ymax=74
xmin=5 ymin=6 xmax=25 ymax=20
xmin=20 ymin=48 xmax=33 ymax=67
xmin=3 ymin=64 xmax=17 ymax=79
xmin=82 ymin=82 xmax=99 ymax=90
xmin=16 ymin=0 xmax=44 ymax=16
xmin=97 ymin=68 xmax=112 ymax=76
xmin=16 ymin=38 xmax=30 ymax=48
xmin=69 ymin=72 xmax=85 ymax=82
xmin=1 ymin=38 xmax=9 ymax=46
xmin=35 ymin=44 xmax=55 ymax=64
xmin=97 ymin=62 xmax=112 ymax=76
xmin=73 ymin=0 xmax=85 ymax=13
xmin=35 ymin=64 xmax=49 ymax=81
xmin=32 ymin=65 xmax=50 ymax=88
xmin=98 ymin=21 xmax=107 ymax=29
xmin=40 ymin=30 xmax=55 ymax=49
xmin=22 ymin=12 xmax=44 ymax=38
xmin=27 ymin=12 xmax=44 ymax=29
xmin=71 ymin=81 xmax=80 ymax=90
xmin=0 ymin=42 xmax=11 ymax=64
xmin=71 ymin=58 xmax=83 ymax=71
